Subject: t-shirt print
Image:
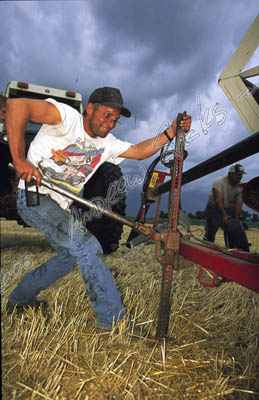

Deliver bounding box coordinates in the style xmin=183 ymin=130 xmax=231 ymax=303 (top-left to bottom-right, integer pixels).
xmin=37 ymin=139 xmax=104 ymax=194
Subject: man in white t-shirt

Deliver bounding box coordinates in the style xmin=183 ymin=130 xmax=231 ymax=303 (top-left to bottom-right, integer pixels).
xmin=203 ymin=164 xmax=246 ymax=242
xmin=3 ymin=86 xmax=191 ymax=331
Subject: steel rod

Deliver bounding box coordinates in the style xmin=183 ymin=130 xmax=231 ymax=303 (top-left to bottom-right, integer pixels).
xmin=8 ymin=163 xmax=136 ymax=230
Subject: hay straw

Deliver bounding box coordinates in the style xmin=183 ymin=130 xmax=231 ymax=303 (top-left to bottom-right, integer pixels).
xmin=1 ymin=221 xmax=259 ymax=399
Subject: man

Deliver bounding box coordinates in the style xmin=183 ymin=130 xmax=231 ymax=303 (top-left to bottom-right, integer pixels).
xmin=203 ymin=164 xmax=246 ymax=242
xmin=3 ymin=87 xmax=191 ymax=330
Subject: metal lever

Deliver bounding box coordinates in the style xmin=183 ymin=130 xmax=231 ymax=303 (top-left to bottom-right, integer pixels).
xmin=155 ymin=112 xmax=186 ymax=340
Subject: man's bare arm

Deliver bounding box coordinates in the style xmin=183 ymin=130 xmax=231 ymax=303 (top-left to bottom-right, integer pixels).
xmin=120 ymin=115 xmax=191 ymax=160
xmin=6 ymin=98 xmax=62 ymax=184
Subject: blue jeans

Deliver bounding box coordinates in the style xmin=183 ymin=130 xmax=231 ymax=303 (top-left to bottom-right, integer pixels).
xmin=8 ymin=190 xmax=126 ymax=328
xmin=203 ymin=202 xmax=235 ymax=242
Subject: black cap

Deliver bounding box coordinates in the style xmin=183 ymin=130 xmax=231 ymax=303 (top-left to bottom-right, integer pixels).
xmin=88 ymin=87 xmax=131 ymax=118
xmin=228 ymin=164 xmax=247 ymax=174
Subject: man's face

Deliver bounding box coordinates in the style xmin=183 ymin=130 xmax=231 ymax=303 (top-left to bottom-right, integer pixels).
xmin=228 ymin=172 xmax=243 ymax=185
xmin=86 ymin=104 xmax=120 ymax=138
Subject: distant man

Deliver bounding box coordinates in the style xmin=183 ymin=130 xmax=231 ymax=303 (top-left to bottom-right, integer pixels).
xmin=203 ymin=164 xmax=246 ymax=242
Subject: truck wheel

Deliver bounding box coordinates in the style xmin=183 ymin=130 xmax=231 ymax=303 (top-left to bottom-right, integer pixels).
xmin=224 ymin=218 xmax=250 ymax=252
xmin=81 ymin=162 xmax=127 ymax=254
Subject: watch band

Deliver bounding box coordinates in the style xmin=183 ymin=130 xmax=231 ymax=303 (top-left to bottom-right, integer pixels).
xmin=163 ymin=129 xmax=172 ymax=142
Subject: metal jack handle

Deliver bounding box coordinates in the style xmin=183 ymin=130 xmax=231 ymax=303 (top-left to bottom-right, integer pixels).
xmin=155 ymin=112 xmax=186 ymax=340
xmin=8 ymin=163 xmax=158 ymax=239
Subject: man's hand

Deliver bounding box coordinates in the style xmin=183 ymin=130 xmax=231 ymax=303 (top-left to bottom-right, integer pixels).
xmin=222 ymin=214 xmax=231 ymax=226
xmin=14 ymin=159 xmax=42 ymax=186
xmin=167 ymin=114 xmax=192 ymax=139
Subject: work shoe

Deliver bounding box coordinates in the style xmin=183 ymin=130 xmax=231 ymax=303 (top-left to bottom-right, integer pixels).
xmin=6 ymin=299 xmax=48 ymax=315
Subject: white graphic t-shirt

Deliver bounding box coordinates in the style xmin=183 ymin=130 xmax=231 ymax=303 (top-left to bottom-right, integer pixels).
xmin=19 ymin=98 xmax=132 ymax=209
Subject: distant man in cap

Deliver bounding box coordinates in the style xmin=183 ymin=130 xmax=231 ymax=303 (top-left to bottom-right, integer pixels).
xmin=203 ymin=164 xmax=246 ymax=242
xmin=2 ymin=86 xmax=191 ymax=331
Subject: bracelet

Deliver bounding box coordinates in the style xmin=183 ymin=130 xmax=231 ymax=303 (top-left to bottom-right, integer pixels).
xmin=163 ymin=129 xmax=172 ymax=142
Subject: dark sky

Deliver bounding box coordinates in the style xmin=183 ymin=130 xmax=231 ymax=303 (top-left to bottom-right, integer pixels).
xmin=0 ymin=1 xmax=258 ymax=216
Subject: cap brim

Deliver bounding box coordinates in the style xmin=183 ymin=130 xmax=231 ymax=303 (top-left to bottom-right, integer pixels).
xmin=229 ymin=170 xmax=247 ymax=174
xmin=100 ymin=102 xmax=131 ymax=118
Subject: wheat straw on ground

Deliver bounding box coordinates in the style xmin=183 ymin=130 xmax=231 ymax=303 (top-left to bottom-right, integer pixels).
xmin=1 ymin=220 xmax=259 ymax=399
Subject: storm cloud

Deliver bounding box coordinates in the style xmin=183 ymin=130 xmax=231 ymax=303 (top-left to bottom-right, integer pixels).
xmin=0 ymin=1 xmax=258 ymax=215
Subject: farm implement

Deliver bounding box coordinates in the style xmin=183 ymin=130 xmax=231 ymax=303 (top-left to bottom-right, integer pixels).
xmin=8 ymin=114 xmax=259 ymax=340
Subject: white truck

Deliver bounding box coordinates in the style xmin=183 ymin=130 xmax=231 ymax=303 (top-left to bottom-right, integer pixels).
xmin=0 ymin=80 xmax=83 ymax=145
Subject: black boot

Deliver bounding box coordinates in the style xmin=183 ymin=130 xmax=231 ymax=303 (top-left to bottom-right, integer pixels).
xmin=6 ymin=299 xmax=48 ymax=315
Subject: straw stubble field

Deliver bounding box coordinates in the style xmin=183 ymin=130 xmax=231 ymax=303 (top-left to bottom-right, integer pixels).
xmin=1 ymin=220 xmax=259 ymax=400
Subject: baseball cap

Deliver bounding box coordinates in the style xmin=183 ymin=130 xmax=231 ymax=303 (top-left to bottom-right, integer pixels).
xmin=88 ymin=87 xmax=131 ymax=117
xmin=228 ymin=164 xmax=247 ymax=174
